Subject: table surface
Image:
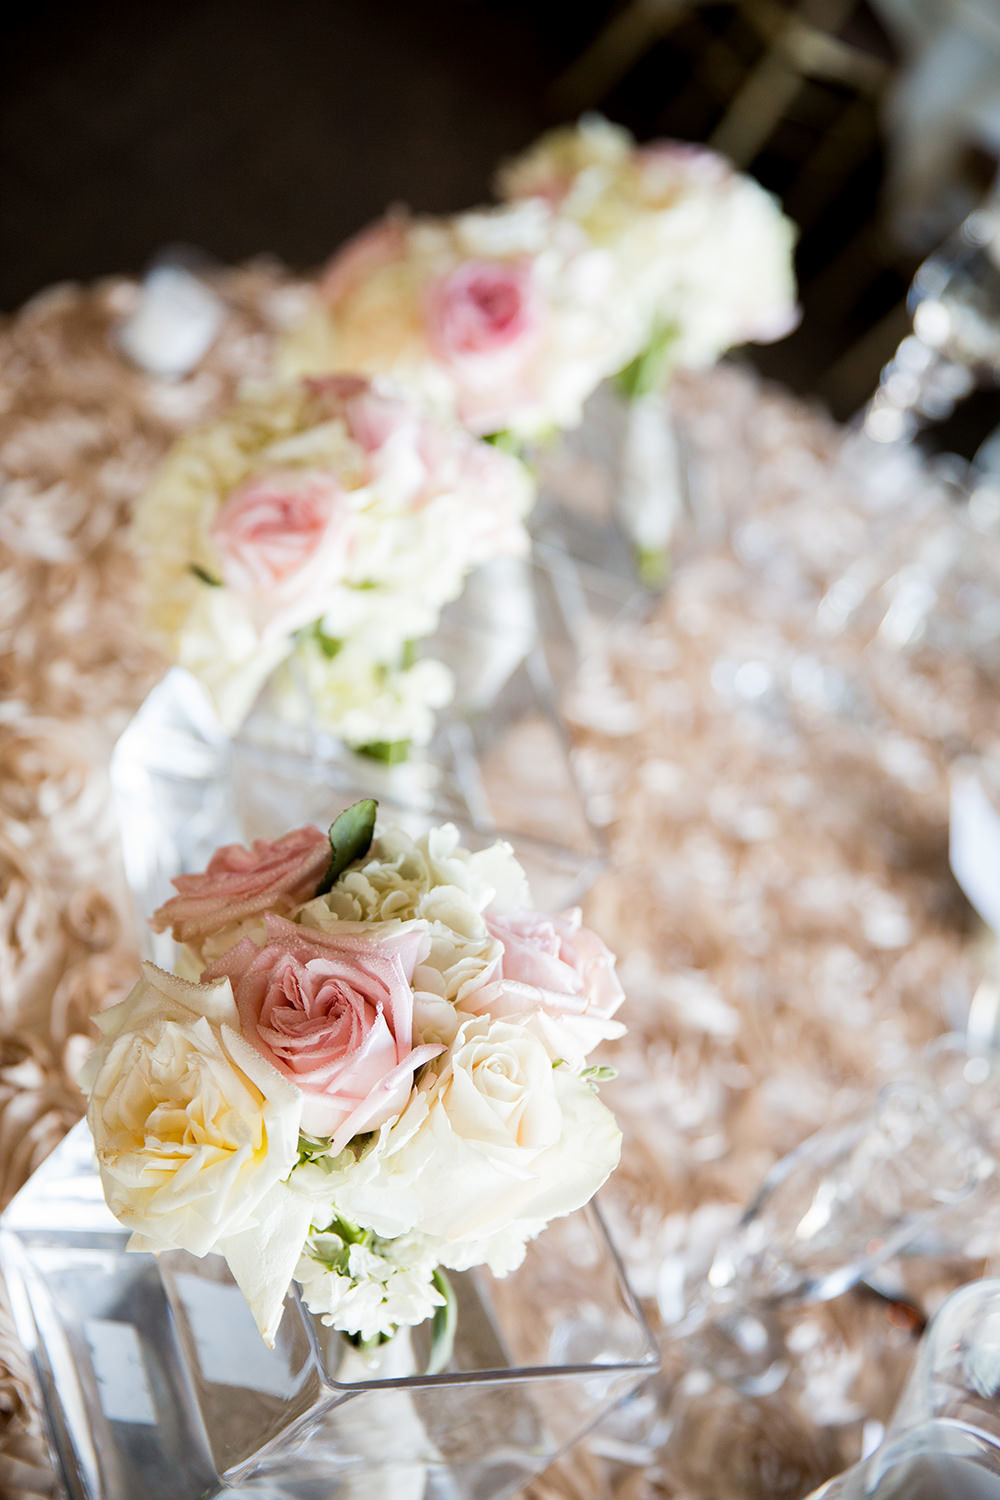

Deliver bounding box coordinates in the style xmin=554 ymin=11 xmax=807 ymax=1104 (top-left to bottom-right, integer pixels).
xmin=1 ymin=268 xmax=997 ymax=1500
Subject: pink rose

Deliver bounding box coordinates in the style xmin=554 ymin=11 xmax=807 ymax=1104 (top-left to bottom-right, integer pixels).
xmin=203 ymin=914 xmax=441 ymax=1146
xmin=308 ymin=375 xmax=526 ymax=530
xmin=308 ymin=374 xmax=443 ymax=510
xmin=210 ymin=469 xmax=353 ymax=605
xmin=463 ymin=908 xmax=625 ymax=1059
xmin=512 ymin=171 xmax=574 ymax=207
xmin=308 ymin=374 xmax=418 ymax=461
xmin=635 ymin=141 xmax=731 ymax=187
xmin=151 ymin=826 xmax=330 ymax=946
xmin=319 ymin=215 xmax=408 ymax=309
xmin=426 ymin=259 xmax=539 ymax=364
xmin=448 ymin=437 xmax=531 ymax=558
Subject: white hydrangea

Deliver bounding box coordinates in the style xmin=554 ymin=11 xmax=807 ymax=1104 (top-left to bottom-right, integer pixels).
xmin=498 ymin=115 xmax=799 ymax=375
xmin=132 ymin=378 xmax=533 ymax=741
xmin=276 ymin=635 xmax=455 ymax=751
xmin=295 ymin=1224 xmax=445 ymax=1342
xmin=298 ymin=825 xmax=530 ymax=928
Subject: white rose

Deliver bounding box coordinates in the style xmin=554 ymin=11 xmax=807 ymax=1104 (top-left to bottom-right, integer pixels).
xmin=326 ymin=1015 xmax=621 ymax=1247
xmin=81 ymin=963 xmax=309 ymax=1345
xmin=302 ymin=825 xmax=530 ymax=929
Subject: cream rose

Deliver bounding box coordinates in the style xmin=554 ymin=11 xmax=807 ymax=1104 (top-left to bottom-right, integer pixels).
xmin=323 ymin=1014 xmax=622 ymax=1246
xmin=498 ymin=116 xmax=798 ymax=372
xmin=80 ymin=963 xmax=308 ymax=1342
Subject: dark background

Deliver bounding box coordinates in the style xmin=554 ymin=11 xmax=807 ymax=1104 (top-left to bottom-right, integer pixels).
xmin=2 ymin=0 xmax=998 ymax=438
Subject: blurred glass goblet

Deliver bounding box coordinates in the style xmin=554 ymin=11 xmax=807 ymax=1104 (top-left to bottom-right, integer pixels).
xmin=670 ymin=1036 xmax=1000 ymax=1394
xmin=864 ymin=199 xmax=1000 ymax=446
xmin=807 ymin=1278 xmax=1000 ymax=1497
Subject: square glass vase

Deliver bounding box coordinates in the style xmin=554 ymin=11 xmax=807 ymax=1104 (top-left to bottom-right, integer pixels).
xmin=532 ymin=381 xmax=703 ymax=590
xmin=0 ymin=1120 xmax=657 ymax=1500
xmin=109 ymin=549 xmax=636 ymax=952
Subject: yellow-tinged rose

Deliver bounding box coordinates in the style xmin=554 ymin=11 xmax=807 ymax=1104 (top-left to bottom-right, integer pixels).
xmin=81 ymin=963 xmax=308 ymax=1343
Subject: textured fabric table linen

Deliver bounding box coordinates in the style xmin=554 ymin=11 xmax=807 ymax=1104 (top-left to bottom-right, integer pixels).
xmin=0 ymin=268 xmax=996 ymax=1500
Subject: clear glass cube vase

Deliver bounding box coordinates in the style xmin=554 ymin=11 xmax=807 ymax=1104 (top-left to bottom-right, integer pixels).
xmin=109 ymin=547 xmax=630 ymax=950
xmin=0 ymin=1121 xmax=657 ymax=1500
xmin=532 ymin=381 xmax=701 ymax=590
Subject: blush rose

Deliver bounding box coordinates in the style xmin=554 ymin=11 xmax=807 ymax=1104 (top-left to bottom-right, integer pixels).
xmin=210 ymin=468 xmax=353 ymax=607
xmin=204 ymin=914 xmax=441 ymax=1149
xmin=319 ymin=216 xmax=408 ymax=310
xmin=426 ymin=258 xmax=538 ymax=364
xmin=151 ymin=825 xmax=330 ymax=951
xmin=458 ymin=908 xmax=625 ymax=1062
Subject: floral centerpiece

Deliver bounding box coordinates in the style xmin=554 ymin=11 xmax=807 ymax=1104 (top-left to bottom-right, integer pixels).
xmin=494 ymin=115 xmax=799 ymax=583
xmin=497 ymin=114 xmax=799 ymax=389
xmin=81 ymin=802 xmax=625 ymax=1352
xmin=280 ymin=117 xmax=797 ymax=442
xmin=132 ymin=374 xmax=534 ymax=748
xmin=278 ymin=200 xmax=637 ymax=442
xmin=276 ymin=117 xmax=798 ymax=588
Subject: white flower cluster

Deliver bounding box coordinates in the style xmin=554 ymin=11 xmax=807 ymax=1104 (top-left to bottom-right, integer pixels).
xmin=280 ymin=201 xmax=635 ymax=441
xmin=295 ymin=1221 xmax=445 ymax=1345
xmin=280 ymin=116 xmax=797 ymax=439
xmin=82 ymin=810 xmax=625 ymax=1349
xmin=497 ymin=115 xmax=799 ymax=375
xmin=132 ymin=376 xmax=534 ymax=741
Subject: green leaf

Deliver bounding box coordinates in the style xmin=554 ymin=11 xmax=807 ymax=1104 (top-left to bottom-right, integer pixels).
xmin=355 ymin=739 xmax=411 ymax=766
xmin=615 ymin=322 xmax=678 ymax=401
xmin=306 ymin=1210 xmax=377 ymax=1278
xmin=483 ymin=429 xmax=521 ymax=456
xmin=635 ymin=544 xmax=671 ymax=591
xmin=190 ymin=563 xmax=222 ymax=587
xmin=400 ymin=639 xmax=419 ymax=671
xmin=314 ymin=799 xmax=377 ymax=896
xmin=580 ymin=1064 xmax=618 ymax=1089
xmin=312 ymin=621 xmax=344 ymax=660
xmin=296 ymin=1133 xmax=334 ymax=1167
xmin=319 ymin=1211 xmax=372 ymax=1249
xmin=426 ymin=1268 xmax=457 ymax=1376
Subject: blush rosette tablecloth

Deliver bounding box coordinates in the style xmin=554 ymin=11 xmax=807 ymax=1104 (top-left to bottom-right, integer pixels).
xmin=1 ymin=265 xmax=997 ymax=1500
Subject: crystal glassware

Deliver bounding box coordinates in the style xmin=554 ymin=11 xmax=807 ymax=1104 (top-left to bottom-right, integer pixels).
xmin=807 ymin=1278 xmax=1000 ymax=1498
xmin=864 ymin=198 xmax=1000 ymax=447
xmin=0 ymin=1120 xmax=658 ymax=1500
xmin=667 ymin=1035 xmax=1000 ymax=1394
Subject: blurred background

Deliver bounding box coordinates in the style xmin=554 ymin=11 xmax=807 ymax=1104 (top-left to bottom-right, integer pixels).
xmin=3 ymin=0 xmax=1000 ymax=447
